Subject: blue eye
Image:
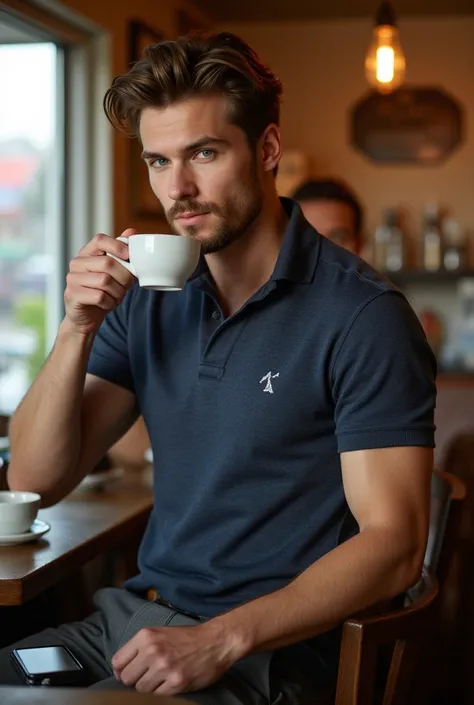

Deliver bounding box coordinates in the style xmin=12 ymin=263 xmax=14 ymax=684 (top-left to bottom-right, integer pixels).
xmin=197 ymin=149 xmax=215 ymax=159
xmin=150 ymin=157 xmax=169 ymax=169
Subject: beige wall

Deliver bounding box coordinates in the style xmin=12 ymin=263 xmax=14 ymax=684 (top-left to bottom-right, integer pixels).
xmin=62 ymin=0 xmax=208 ymax=235
xmin=218 ymin=17 xmax=474 ymax=259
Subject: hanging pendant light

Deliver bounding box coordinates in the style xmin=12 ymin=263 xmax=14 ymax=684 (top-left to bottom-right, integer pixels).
xmin=365 ymin=1 xmax=406 ymax=94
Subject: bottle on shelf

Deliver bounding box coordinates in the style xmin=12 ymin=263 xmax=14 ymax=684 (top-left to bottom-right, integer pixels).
xmin=373 ymin=208 xmax=405 ymax=272
xmin=446 ymin=278 xmax=474 ymax=371
xmin=421 ymin=205 xmax=442 ymax=272
xmin=442 ymin=218 xmax=466 ymax=271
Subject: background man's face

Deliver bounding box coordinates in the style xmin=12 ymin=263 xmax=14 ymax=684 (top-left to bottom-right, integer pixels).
xmin=299 ymin=199 xmax=360 ymax=254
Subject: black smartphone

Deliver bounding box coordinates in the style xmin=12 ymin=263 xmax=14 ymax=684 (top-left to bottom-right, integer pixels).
xmin=10 ymin=645 xmax=85 ymax=686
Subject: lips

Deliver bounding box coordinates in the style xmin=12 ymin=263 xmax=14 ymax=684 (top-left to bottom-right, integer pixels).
xmin=175 ymin=212 xmax=209 ymax=225
xmin=176 ymin=212 xmax=208 ymax=219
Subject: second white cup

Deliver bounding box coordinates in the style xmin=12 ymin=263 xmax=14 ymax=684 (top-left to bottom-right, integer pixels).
xmin=0 ymin=491 xmax=41 ymax=535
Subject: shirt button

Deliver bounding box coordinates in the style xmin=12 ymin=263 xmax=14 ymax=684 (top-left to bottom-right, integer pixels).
xmin=212 ymin=310 xmax=221 ymax=320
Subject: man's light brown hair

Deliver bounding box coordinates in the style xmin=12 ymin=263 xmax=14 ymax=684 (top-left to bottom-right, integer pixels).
xmin=104 ymin=32 xmax=283 ymax=149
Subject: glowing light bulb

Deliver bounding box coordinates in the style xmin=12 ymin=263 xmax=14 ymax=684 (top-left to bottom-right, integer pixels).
xmin=365 ymin=2 xmax=406 ymax=94
xmin=376 ymin=45 xmax=395 ymax=84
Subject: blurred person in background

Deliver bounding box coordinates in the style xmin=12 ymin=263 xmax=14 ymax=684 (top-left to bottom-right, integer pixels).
xmin=292 ymin=178 xmax=363 ymax=255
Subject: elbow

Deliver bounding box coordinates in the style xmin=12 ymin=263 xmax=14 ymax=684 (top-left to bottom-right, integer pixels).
xmin=391 ymin=541 xmax=426 ymax=597
xmin=7 ymin=465 xmax=62 ymax=508
xmin=401 ymin=549 xmax=425 ymax=592
xmin=403 ymin=520 xmax=430 ymax=591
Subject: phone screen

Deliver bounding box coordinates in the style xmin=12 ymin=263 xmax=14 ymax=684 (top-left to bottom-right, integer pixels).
xmin=16 ymin=646 xmax=81 ymax=675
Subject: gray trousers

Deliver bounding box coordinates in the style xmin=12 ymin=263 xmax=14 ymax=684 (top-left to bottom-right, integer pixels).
xmin=0 ymin=587 xmax=335 ymax=704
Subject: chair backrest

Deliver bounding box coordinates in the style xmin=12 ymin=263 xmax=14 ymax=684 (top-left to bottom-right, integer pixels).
xmin=335 ymin=469 xmax=466 ymax=705
xmin=424 ymin=469 xmax=466 ymax=587
xmin=442 ymin=431 xmax=474 ymax=545
xmin=429 ymin=443 xmax=473 ymax=701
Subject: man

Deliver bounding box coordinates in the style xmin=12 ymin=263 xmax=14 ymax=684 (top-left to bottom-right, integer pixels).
xmin=292 ymin=179 xmax=363 ymax=254
xmin=2 ymin=32 xmax=436 ymax=703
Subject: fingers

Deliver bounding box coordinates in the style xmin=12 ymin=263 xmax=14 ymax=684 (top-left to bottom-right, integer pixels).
xmin=64 ymin=284 xmax=117 ymax=312
xmin=152 ymin=671 xmax=187 ymax=695
xmin=120 ymin=227 xmax=139 ymax=239
xmin=119 ymin=658 xmax=149 ymax=688
xmin=79 ymin=233 xmax=130 ymax=259
xmin=63 ymin=230 xmax=138 ymax=333
xmin=69 ymin=253 xmax=134 ymax=289
xmin=66 ymin=271 xmax=129 ymax=305
xmin=111 ymin=641 xmax=137 ymax=673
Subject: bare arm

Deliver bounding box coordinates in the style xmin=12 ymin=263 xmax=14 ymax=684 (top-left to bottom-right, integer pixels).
xmin=8 ymin=360 xmax=138 ymax=506
xmin=211 ymin=445 xmax=433 ymax=656
xmin=8 ymin=230 xmax=138 ymax=507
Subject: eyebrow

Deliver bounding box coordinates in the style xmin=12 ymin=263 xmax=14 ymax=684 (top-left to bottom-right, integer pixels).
xmin=141 ymin=136 xmax=229 ymax=161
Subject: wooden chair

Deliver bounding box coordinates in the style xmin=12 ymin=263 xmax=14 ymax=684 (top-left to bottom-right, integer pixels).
xmin=335 ymin=570 xmax=437 ymax=705
xmin=431 ymin=441 xmax=473 ymax=702
xmin=425 ymin=469 xmax=466 ymax=587
xmin=333 ymin=469 xmax=466 ymax=705
xmin=421 ymin=468 xmax=467 ymax=704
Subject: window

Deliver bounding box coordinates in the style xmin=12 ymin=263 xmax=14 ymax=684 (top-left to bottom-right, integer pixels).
xmin=0 ymin=5 xmax=111 ymax=415
xmin=0 ymin=29 xmax=62 ymax=414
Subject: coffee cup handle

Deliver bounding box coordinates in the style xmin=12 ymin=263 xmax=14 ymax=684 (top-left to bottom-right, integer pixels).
xmin=106 ymin=236 xmax=137 ymax=277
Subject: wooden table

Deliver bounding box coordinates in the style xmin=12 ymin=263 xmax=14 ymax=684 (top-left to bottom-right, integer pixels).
xmin=0 ymin=688 xmax=192 ymax=704
xmin=0 ymin=470 xmax=153 ymax=606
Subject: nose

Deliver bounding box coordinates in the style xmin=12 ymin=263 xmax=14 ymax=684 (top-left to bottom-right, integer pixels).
xmin=167 ymin=164 xmax=198 ymax=202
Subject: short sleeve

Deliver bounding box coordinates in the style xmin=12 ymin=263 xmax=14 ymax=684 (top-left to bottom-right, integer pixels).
xmin=87 ymin=288 xmax=135 ymax=393
xmin=331 ymin=291 xmax=437 ymax=452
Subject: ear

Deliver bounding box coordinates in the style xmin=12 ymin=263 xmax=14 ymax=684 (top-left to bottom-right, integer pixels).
xmin=259 ymin=124 xmax=282 ymax=174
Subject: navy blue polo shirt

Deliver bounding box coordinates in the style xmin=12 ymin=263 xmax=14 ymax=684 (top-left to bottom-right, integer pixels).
xmin=88 ymin=199 xmax=436 ymax=619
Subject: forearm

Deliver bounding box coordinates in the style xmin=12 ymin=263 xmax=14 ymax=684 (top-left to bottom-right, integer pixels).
xmin=8 ymin=317 xmax=95 ymax=500
xmin=213 ymin=526 xmax=422 ymax=658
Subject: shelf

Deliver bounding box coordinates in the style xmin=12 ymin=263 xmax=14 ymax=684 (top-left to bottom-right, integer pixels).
xmin=437 ymin=372 xmax=474 ymax=387
xmin=387 ymin=269 xmax=474 ymax=286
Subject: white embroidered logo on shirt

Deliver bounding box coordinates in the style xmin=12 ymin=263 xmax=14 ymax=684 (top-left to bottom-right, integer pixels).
xmin=259 ymin=371 xmax=280 ymax=394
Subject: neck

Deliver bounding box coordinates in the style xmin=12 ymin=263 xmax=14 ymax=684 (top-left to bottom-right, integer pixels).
xmin=204 ymin=193 xmax=288 ymax=317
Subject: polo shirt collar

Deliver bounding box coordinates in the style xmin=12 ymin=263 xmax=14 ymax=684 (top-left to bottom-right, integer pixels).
xmin=187 ymin=197 xmax=321 ymax=288
xmin=270 ymin=198 xmax=321 ymax=284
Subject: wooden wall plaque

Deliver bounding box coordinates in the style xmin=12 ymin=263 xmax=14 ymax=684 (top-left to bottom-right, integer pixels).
xmin=350 ymin=86 xmax=463 ymax=165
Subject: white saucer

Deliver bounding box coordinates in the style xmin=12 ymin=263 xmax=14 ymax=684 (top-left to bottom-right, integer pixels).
xmin=0 ymin=519 xmax=51 ymax=546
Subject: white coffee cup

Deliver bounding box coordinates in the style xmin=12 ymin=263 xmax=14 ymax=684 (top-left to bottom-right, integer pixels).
xmin=107 ymin=234 xmax=201 ymax=291
xmin=0 ymin=491 xmax=41 ymax=535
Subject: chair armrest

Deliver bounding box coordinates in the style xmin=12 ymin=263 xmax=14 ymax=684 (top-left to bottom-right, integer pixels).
xmin=335 ymin=571 xmax=438 ymax=705
xmin=343 ymin=571 xmax=438 ymax=643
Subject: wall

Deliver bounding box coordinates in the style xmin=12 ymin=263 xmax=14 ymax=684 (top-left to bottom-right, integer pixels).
xmin=217 ymin=17 xmax=474 ymax=255
xmin=61 ymin=0 xmax=209 ymax=235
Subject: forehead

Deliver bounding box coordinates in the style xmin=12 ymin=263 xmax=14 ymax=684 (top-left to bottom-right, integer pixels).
xmin=300 ymin=199 xmax=356 ymax=232
xmin=139 ymin=94 xmax=244 ymax=152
